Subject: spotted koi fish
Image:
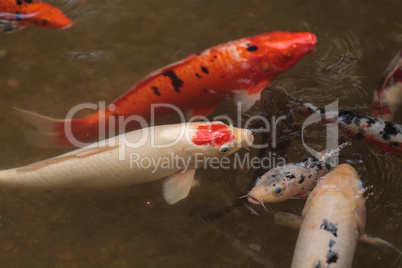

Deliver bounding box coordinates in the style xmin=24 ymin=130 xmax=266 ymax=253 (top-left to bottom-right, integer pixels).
xmin=292 ymin=97 xmax=402 ymax=155
xmin=247 ymin=144 xmax=347 ymax=204
xmin=17 ymin=31 xmax=316 ymax=148
xmin=0 ymin=122 xmax=253 ymax=205
xmin=274 ymin=164 xmax=400 ymax=268
xmin=0 ymin=0 xmax=72 ymax=31
xmin=371 ymin=50 xmax=402 ymax=121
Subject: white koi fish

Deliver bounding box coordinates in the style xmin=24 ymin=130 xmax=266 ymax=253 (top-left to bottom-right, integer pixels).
xmin=274 ymin=164 xmax=400 ymax=268
xmin=0 ymin=122 xmax=253 ymax=205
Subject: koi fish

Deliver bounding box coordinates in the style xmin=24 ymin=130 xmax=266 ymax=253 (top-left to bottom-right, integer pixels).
xmin=274 ymin=164 xmax=400 ymax=268
xmin=0 ymin=0 xmax=72 ymax=31
xmin=189 ymin=86 xmax=299 ymax=220
xmin=371 ymin=50 xmax=402 ymax=122
xmin=0 ymin=122 xmax=253 ymax=205
xmin=292 ymin=97 xmax=402 ymax=155
xmin=17 ymin=31 xmax=316 ymax=149
xmin=247 ymin=144 xmax=347 ymax=204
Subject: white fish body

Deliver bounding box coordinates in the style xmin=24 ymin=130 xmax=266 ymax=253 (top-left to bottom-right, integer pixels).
xmin=291 ymin=164 xmax=365 ymax=268
xmin=0 ymin=122 xmax=253 ymax=204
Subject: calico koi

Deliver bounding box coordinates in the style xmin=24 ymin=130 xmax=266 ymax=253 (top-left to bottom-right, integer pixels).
xmin=293 ymin=98 xmax=402 ymax=155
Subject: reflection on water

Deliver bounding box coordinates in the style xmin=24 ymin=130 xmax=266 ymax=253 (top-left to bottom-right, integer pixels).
xmin=0 ymin=0 xmax=401 ymax=267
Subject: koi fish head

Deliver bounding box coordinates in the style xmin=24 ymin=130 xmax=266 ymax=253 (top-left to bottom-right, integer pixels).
xmin=240 ymin=31 xmax=317 ymax=77
xmin=189 ymin=122 xmax=254 ymax=156
xmin=247 ymin=167 xmax=292 ymax=204
xmin=302 ymin=164 xmax=367 ymax=231
xmin=24 ymin=1 xmax=73 ymax=28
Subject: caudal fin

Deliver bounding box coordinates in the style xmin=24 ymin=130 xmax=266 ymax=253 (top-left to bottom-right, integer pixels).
xmin=14 ymin=108 xmax=87 ymax=149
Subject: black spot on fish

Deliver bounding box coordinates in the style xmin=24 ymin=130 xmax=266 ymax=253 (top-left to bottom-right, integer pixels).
xmin=320 ymin=219 xmax=338 ymax=237
xmin=355 ymin=132 xmax=364 ymax=140
xmin=201 ymin=66 xmax=209 ymax=74
xmin=162 ymin=70 xmax=183 ymax=93
xmin=203 ymin=88 xmax=208 ymax=93
xmin=151 ymin=86 xmax=161 ymax=96
xmin=286 ymin=174 xmax=296 ymax=179
xmin=312 ymin=260 xmax=321 ymax=268
xmin=42 ymin=19 xmax=48 ymax=26
xmin=381 ymin=122 xmax=398 ymax=141
xmin=339 ymin=111 xmax=354 ymax=125
xmin=272 ymin=184 xmax=276 ymax=186
xmin=213 ymin=55 xmax=217 ymax=59
xmin=15 ymin=12 xmax=22 ymax=21
xmin=16 ymin=0 xmax=22 ymax=5
xmin=196 ymin=52 xmax=201 ymax=56
xmin=325 ymin=163 xmax=332 ymax=171
xmin=316 ymin=163 xmax=323 ymax=170
xmin=366 ymin=117 xmax=376 ymax=127
xmin=246 ymin=45 xmax=258 ymax=52
xmin=113 ymin=114 xmax=118 ymax=119
xmin=221 ymin=75 xmax=225 ymax=79
xmin=195 ymin=73 xmax=202 ymax=78
xmin=326 ymin=249 xmax=338 ymax=264
xmin=24 ymin=0 xmax=33 ymax=3
xmin=210 ymin=59 xmax=214 ymax=62
xmin=329 ymin=240 xmax=336 ymax=248
xmin=308 ymin=174 xmax=312 ymax=178
xmin=298 ymin=175 xmax=305 ymax=184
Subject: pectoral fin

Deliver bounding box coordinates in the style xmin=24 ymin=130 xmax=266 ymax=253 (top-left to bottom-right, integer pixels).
xmin=234 ymin=80 xmax=273 ymax=111
xmin=163 ymin=169 xmax=196 ymax=205
xmin=359 ymin=233 xmax=401 ymax=254
xmin=186 ymin=103 xmax=219 ymax=119
xmin=17 ymin=146 xmax=119 ymax=171
xmin=274 ymin=212 xmax=302 ymax=230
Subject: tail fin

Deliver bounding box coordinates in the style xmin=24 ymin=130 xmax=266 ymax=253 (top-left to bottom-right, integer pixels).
xmin=14 ymin=108 xmax=86 ymax=149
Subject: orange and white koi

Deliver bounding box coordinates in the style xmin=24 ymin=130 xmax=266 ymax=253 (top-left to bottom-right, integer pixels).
xmin=274 ymin=164 xmax=400 ymax=268
xmin=371 ymin=50 xmax=402 ymax=121
xmin=0 ymin=122 xmax=253 ymax=204
xmin=0 ymin=0 xmax=72 ymax=31
xmin=17 ymin=31 xmax=316 ymax=148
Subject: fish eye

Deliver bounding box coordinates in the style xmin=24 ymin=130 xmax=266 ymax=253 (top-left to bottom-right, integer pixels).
xmin=255 ymin=177 xmax=261 ymax=183
xmin=219 ymin=145 xmax=230 ymax=153
xmin=274 ymin=187 xmax=282 ymax=194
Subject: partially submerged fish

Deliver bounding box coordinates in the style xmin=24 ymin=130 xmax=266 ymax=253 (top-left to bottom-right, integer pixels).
xmin=371 ymin=50 xmax=402 ymax=122
xmin=292 ymin=98 xmax=402 ymax=155
xmin=0 ymin=122 xmax=253 ymax=205
xmin=189 ymin=87 xmax=298 ymax=220
xmin=274 ymin=164 xmax=400 ymax=268
xmin=247 ymin=144 xmax=347 ymax=204
xmin=17 ymin=31 xmax=316 ymax=148
xmin=0 ymin=0 xmax=73 ymax=31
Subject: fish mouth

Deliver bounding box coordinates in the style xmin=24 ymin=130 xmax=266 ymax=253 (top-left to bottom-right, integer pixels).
xmin=247 ymin=194 xmax=263 ymax=204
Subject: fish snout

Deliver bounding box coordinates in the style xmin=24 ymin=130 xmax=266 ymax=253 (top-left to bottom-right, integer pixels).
xmin=247 ymin=187 xmax=266 ymax=204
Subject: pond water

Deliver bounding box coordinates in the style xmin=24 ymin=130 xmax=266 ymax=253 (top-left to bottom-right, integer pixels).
xmin=0 ymin=0 xmax=401 ymax=267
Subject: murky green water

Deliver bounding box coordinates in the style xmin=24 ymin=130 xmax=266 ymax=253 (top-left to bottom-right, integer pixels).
xmin=0 ymin=0 xmax=401 ymax=267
